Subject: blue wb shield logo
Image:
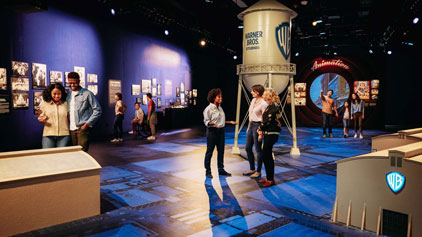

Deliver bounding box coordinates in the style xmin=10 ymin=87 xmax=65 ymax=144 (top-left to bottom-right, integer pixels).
xmin=276 ymin=22 xmax=291 ymax=60
xmin=386 ymin=171 xmax=405 ymax=193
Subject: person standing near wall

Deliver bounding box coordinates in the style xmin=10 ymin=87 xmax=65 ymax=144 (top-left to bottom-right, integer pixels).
xmin=243 ymin=84 xmax=267 ymax=179
xmin=257 ymin=88 xmax=282 ymax=187
xmin=131 ymin=102 xmax=144 ymax=136
xmin=67 ymin=72 xmax=102 ymax=152
xmin=203 ymin=88 xmax=237 ymax=178
xmin=111 ymin=92 xmax=127 ymax=143
xmin=320 ymin=89 xmax=338 ymax=138
xmin=343 ymin=101 xmax=351 ymax=138
xmin=146 ymin=93 xmax=157 ymax=141
xmin=351 ymin=93 xmax=365 ymax=139
xmin=38 ymin=83 xmax=70 ymax=148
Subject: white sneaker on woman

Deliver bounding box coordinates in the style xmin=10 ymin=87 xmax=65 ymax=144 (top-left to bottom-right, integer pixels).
xmin=147 ymin=136 xmax=156 ymax=140
xmin=110 ymin=138 xmax=119 ymax=143
xmin=354 ymin=134 xmax=357 ymax=138
xmin=359 ymin=134 xmax=363 ymax=139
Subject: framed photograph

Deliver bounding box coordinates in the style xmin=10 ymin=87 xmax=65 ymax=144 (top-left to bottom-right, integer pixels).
xmin=0 ymin=68 xmax=6 ymax=90
xmin=371 ymin=89 xmax=379 ymax=95
xmin=87 ymin=74 xmax=98 ymax=83
xmin=176 ymin=98 xmax=181 ymax=105
xmin=180 ymin=82 xmax=185 ymax=92
xmin=142 ymin=79 xmax=151 ymax=93
xmin=11 ymin=61 xmax=29 ymax=77
xmin=11 ymin=77 xmax=29 ymax=91
xmin=185 ymin=90 xmax=189 ymax=97
xmin=180 ymin=93 xmax=185 ymax=105
xmin=65 ymin=72 xmax=70 ymax=87
xmin=136 ymin=97 xmax=142 ymax=104
xmin=12 ymin=92 xmax=29 ymax=109
xmin=74 ymin=66 xmax=85 ymax=88
xmin=157 ymin=97 xmax=162 ymax=108
xmin=157 ymin=84 xmax=162 ymax=96
xmin=142 ymin=94 xmax=148 ymax=105
xmin=371 ymin=79 xmax=379 ymax=89
xmin=0 ymin=94 xmax=10 ymax=114
xmin=32 ymin=63 xmax=47 ymax=89
xmin=295 ymin=98 xmax=306 ymax=106
xmin=193 ymin=98 xmax=197 ymax=106
xmin=50 ymin=71 xmax=63 ymax=84
xmin=165 ymin=80 xmax=172 ymax=97
xmin=109 ymin=80 xmax=121 ymax=106
xmin=176 ymin=87 xmax=180 ymax=97
xmin=87 ymin=85 xmax=98 ymax=96
xmin=33 ymin=91 xmax=44 ymax=115
xmin=294 ymin=83 xmax=306 ymax=92
xmin=152 ymin=87 xmax=157 ymax=97
xmin=189 ymin=90 xmax=192 ymax=98
xmin=353 ymin=81 xmax=370 ymax=100
xmin=132 ymin=84 xmax=141 ymax=96
xmin=192 ymin=89 xmax=197 ymax=98
xmin=152 ymin=78 xmax=157 ymax=86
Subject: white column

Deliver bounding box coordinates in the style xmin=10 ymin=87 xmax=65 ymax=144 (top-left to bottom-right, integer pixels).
xmin=290 ymin=75 xmax=300 ymax=155
xmin=232 ymin=74 xmax=243 ymax=154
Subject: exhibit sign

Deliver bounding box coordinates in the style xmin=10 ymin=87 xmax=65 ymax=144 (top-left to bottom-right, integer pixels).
xmin=108 ymin=80 xmax=121 ymax=106
xmin=311 ymin=59 xmax=350 ymax=71
xmin=165 ymin=80 xmax=172 ymax=97
xmin=0 ymin=95 xmax=10 ymax=114
xmin=386 ymin=171 xmax=405 ymax=193
xmin=131 ymin=84 xmax=140 ymax=96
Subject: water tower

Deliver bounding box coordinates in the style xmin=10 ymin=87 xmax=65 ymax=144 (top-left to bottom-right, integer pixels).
xmin=232 ymin=0 xmax=300 ymax=155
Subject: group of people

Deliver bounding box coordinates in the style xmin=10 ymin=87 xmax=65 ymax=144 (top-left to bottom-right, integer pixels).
xmin=203 ymin=85 xmax=282 ymax=188
xmin=320 ymin=90 xmax=365 ymax=138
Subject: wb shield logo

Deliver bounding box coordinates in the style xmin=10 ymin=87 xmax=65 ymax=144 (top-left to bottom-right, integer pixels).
xmin=386 ymin=172 xmax=405 ymax=193
xmin=276 ymin=22 xmax=291 ymax=60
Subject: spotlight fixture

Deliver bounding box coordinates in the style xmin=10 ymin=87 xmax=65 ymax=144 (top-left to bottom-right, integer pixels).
xmin=233 ymin=55 xmax=238 ymax=60
xmin=312 ymin=21 xmax=317 ymax=26
xmin=238 ymin=25 xmax=244 ymax=29
xmin=200 ymin=40 xmax=206 ymax=46
xmin=295 ymin=52 xmax=299 ymax=56
xmin=333 ymin=52 xmax=337 ymax=55
xmin=387 ymin=50 xmax=392 ymax=55
xmin=413 ymin=17 xmax=419 ymax=24
xmin=300 ymin=0 xmax=308 ymax=6
xmin=369 ymin=49 xmax=373 ymax=54
xmin=164 ymin=30 xmax=169 ymax=35
xmin=111 ymin=8 xmax=115 ymax=16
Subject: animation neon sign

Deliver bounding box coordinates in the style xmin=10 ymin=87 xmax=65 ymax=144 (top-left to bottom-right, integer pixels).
xmin=311 ymin=59 xmax=350 ymax=71
xmin=386 ymin=171 xmax=405 ymax=193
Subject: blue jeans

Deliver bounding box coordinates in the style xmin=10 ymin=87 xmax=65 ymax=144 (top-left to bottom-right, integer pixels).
xmin=322 ymin=112 xmax=332 ymax=135
xmin=42 ymin=136 xmax=70 ymax=148
xmin=245 ymin=122 xmax=263 ymax=172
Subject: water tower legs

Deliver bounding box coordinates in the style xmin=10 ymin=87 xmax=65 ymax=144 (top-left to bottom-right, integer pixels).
xmin=232 ymin=75 xmax=243 ymax=155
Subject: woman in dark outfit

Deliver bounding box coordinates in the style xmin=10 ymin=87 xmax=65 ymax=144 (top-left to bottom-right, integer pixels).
xmin=257 ymin=88 xmax=282 ymax=187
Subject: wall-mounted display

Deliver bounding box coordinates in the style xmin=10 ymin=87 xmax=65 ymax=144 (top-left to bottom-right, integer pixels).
xmin=165 ymin=80 xmax=172 ymax=97
xmin=152 ymin=87 xmax=157 ymax=97
xmin=32 ymin=63 xmax=47 ymax=89
xmin=87 ymin=74 xmax=98 ymax=83
xmin=74 ymin=66 xmax=85 ymax=88
xmin=142 ymin=94 xmax=147 ymax=105
xmin=192 ymin=89 xmax=197 ymax=98
xmin=0 ymin=95 xmax=10 ymax=114
xmin=193 ymin=98 xmax=197 ymax=106
xmin=12 ymin=92 xmax=29 ymax=109
xmin=11 ymin=61 xmax=29 ymax=77
xmin=136 ymin=97 xmax=142 ymax=104
xmin=294 ymin=83 xmax=307 ymax=106
xmin=0 ymin=68 xmax=7 ymax=90
xmin=176 ymin=98 xmax=181 ymax=105
xmin=176 ymin=87 xmax=180 ymax=97
xmin=371 ymin=95 xmax=378 ymax=100
xmin=371 ymin=89 xmax=379 ymax=95
xmin=295 ymin=98 xmax=306 ymax=106
xmin=11 ymin=77 xmax=29 ymax=91
xmin=152 ymin=78 xmax=157 ymax=86
xmin=87 ymin=85 xmax=98 ymax=96
xmin=185 ymin=90 xmax=189 ymax=97
xmin=65 ymin=72 xmax=70 ymax=87
xmin=354 ymin=81 xmax=370 ymax=100
xmin=132 ymin=84 xmax=140 ymax=96
xmin=33 ymin=91 xmax=43 ymax=115
xmin=371 ymin=79 xmax=379 ymax=89
xmin=50 ymin=71 xmax=63 ymax=84
xmin=188 ymin=90 xmax=192 ymax=98
xmin=157 ymin=97 xmax=162 ymax=108
xmin=157 ymin=84 xmax=162 ymax=96
xmin=180 ymin=93 xmax=185 ymax=105
xmin=180 ymin=82 xmax=185 ymax=92
xmin=142 ymin=79 xmax=151 ymax=93
xmin=108 ymin=80 xmax=121 ymax=106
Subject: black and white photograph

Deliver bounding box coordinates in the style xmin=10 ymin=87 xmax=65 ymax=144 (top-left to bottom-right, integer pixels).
xmin=132 ymin=84 xmax=140 ymax=95
xmin=11 ymin=77 xmax=29 ymax=91
xmin=50 ymin=71 xmax=63 ymax=84
xmin=88 ymin=85 xmax=98 ymax=96
xmin=157 ymin=97 xmax=162 ymax=108
xmin=176 ymin=98 xmax=181 ymax=105
xmin=152 ymin=87 xmax=157 ymax=97
xmin=180 ymin=93 xmax=185 ymax=106
xmin=109 ymin=80 xmax=121 ymax=106
xmin=185 ymin=90 xmax=189 ymax=97
xmin=142 ymin=94 xmax=148 ymax=105
xmin=176 ymin=87 xmax=180 ymax=97
xmin=33 ymin=91 xmax=43 ymax=115
xmin=180 ymin=82 xmax=184 ymax=92
xmin=192 ymin=89 xmax=197 ymax=98
xmin=74 ymin=66 xmax=86 ymax=88
xmin=142 ymin=79 xmax=151 ymax=93
xmin=11 ymin=61 xmax=29 ymax=77
xmin=0 ymin=95 xmax=10 ymax=114
xmin=152 ymin=78 xmax=157 ymax=86
xmin=136 ymin=97 xmax=142 ymax=104
xmin=12 ymin=92 xmax=29 ymax=109
xmin=189 ymin=90 xmax=192 ymax=98
xmin=193 ymin=98 xmax=197 ymax=106
xmin=157 ymin=84 xmax=162 ymax=96
xmin=32 ymin=63 xmax=47 ymax=89
xmin=0 ymin=68 xmax=6 ymax=90
xmin=87 ymin=74 xmax=98 ymax=83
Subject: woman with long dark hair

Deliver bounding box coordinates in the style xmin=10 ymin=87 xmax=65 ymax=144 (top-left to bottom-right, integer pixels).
xmin=351 ymin=93 xmax=365 ymax=138
xmin=38 ymin=83 xmax=69 ymax=148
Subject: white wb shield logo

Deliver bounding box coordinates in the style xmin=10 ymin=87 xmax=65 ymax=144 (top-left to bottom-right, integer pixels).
xmin=386 ymin=171 xmax=405 ymax=193
xmin=276 ymin=22 xmax=291 ymax=60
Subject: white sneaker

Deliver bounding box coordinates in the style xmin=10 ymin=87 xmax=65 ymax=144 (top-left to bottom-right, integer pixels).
xmin=118 ymin=138 xmax=123 ymax=142
xmin=128 ymin=130 xmax=134 ymax=134
xmin=110 ymin=138 xmax=119 ymax=143
xmin=359 ymin=134 xmax=363 ymax=139
xmin=147 ymin=136 xmax=156 ymax=140
xmin=354 ymin=134 xmax=357 ymax=138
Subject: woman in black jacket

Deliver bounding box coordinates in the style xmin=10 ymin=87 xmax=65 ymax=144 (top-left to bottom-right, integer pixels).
xmin=257 ymin=88 xmax=282 ymax=187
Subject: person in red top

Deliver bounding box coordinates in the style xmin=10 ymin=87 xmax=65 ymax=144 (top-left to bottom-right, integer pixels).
xmin=146 ymin=93 xmax=157 ymax=140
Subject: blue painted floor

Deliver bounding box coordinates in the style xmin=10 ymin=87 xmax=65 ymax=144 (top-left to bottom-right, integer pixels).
xmin=22 ymin=127 xmax=385 ymax=236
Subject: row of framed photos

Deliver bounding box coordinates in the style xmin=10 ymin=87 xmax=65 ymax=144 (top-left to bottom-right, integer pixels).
xmin=0 ymin=92 xmax=44 ymax=115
